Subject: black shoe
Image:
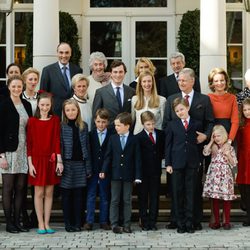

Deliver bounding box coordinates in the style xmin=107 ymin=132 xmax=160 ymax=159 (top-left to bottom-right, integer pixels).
xmin=65 ymin=226 xmax=75 ymax=232
xmin=186 ymin=227 xmax=195 ymax=233
xmin=243 ymin=221 xmax=250 ymax=227
xmin=112 ymin=226 xmax=123 ymax=234
xmin=6 ymin=224 xmax=19 ymax=234
xmin=83 ymin=223 xmax=93 ymax=231
xmin=141 ymin=225 xmax=149 ymax=231
xmin=123 ymin=226 xmax=132 ymax=233
xmin=15 ymin=223 xmax=29 ymax=232
xmin=166 ymin=222 xmax=177 ymax=229
xmin=72 ymin=226 xmax=81 ymax=232
xmin=100 ymin=223 xmax=111 ymax=230
xmin=193 ymin=223 xmax=202 ymax=231
xmin=177 ymin=227 xmax=186 ymax=234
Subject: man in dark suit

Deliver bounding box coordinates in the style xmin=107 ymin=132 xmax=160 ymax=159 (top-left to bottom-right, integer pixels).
xmin=92 ymin=60 xmax=135 ymax=127
xmin=163 ymin=68 xmax=214 ymax=231
xmin=40 ymin=42 xmax=82 ymax=117
xmin=159 ymin=52 xmax=200 ymax=99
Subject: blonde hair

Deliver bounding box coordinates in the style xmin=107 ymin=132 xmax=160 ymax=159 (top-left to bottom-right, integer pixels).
xmin=71 ymin=74 xmax=89 ymax=89
xmin=212 ymin=125 xmax=228 ymax=145
xmin=208 ymin=68 xmax=230 ymax=92
xmin=134 ymin=57 xmax=156 ymax=77
xmin=22 ymin=67 xmax=40 ymax=82
xmin=134 ymin=70 xmax=159 ymax=110
xmin=62 ymin=99 xmax=85 ymax=131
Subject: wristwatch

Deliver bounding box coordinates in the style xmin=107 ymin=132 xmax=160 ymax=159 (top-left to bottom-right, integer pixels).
xmin=0 ymin=155 xmax=5 ymax=158
xmin=227 ymin=139 xmax=232 ymax=145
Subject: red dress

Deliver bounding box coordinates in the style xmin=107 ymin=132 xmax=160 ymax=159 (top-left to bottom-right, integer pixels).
xmin=27 ymin=115 xmax=61 ymax=186
xmin=236 ymin=118 xmax=250 ymax=184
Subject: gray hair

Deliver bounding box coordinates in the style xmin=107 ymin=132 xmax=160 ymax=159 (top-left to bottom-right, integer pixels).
xmin=71 ymin=73 xmax=90 ymax=89
xmin=88 ymin=51 xmax=108 ymax=71
xmin=179 ymin=68 xmax=195 ymax=79
xmin=245 ymin=69 xmax=250 ymax=81
xmin=169 ymin=52 xmax=185 ymax=63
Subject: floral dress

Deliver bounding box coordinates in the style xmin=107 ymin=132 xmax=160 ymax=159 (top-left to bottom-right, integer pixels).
xmin=202 ymin=145 xmax=237 ymax=201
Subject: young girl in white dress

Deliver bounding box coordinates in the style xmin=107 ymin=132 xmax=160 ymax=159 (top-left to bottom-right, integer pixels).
xmin=203 ymin=125 xmax=237 ymax=230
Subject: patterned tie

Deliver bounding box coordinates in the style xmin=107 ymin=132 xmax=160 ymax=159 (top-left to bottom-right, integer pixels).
xmin=149 ymin=132 xmax=155 ymax=144
xmin=120 ymin=135 xmax=126 ymax=150
xmin=98 ymin=132 xmax=103 ymax=146
xmin=184 ymin=119 xmax=188 ymax=130
xmin=116 ymin=87 xmax=122 ymax=110
xmin=184 ymin=94 xmax=189 ymax=104
xmin=62 ymin=66 xmax=70 ymax=91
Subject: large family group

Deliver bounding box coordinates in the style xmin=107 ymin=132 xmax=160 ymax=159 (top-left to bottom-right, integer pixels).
xmin=0 ymin=42 xmax=250 ymax=236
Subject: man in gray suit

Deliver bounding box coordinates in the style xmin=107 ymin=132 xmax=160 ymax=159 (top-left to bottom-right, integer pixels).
xmin=92 ymin=60 xmax=135 ymax=127
xmin=40 ymin=42 xmax=82 ymax=117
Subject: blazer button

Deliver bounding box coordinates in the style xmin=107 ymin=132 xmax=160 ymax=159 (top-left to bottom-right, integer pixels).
xmin=121 ymin=163 xmax=123 ymax=166
xmin=121 ymin=154 xmax=124 ymax=157
xmin=98 ymin=157 xmax=101 ymax=159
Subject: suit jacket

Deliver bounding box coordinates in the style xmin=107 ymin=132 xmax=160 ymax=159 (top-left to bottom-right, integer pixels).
xmin=89 ymin=128 xmax=113 ymax=174
xmin=40 ymin=62 xmax=82 ymax=117
xmin=159 ymin=73 xmax=201 ymax=99
xmin=162 ymin=91 xmax=214 ymax=138
xmin=0 ymin=97 xmax=32 ymax=153
xmin=102 ymin=132 xmax=141 ymax=182
xmin=165 ymin=118 xmax=203 ymax=169
xmin=92 ymin=83 xmax=135 ymax=125
xmin=136 ymin=129 xmax=165 ymax=177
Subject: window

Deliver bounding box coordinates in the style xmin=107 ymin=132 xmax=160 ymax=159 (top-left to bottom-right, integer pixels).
xmin=90 ymin=0 xmax=167 ymax=7
xmin=0 ymin=13 xmax=6 ymax=85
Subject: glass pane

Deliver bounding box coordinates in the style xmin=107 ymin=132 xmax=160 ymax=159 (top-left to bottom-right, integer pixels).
xmin=231 ymin=79 xmax=242 ymax=90
xmin=15 ymin=46 xmax=26 ymax=68
xmin=226 ymin=0 xmax=242 ymax=2
xmin=14 ymin=0 xmax=33 ymax=3
xmin=227 ymin=45 xmax=242 ymax=78
xmin=136 ymin=21 xmax=167 ymax=57
xmin=0 ymin=47 xmax=6 ymax=78
xmin=15 ymin=12 xmax=33 ymax=44
xmin=90 ymin=0 xmax=167 ymax=7
xmin=151 ymin=59 xmax=167 ymax=80
xmin=226 ymin=12 xmax=242 ymax=43
xmin=90 ymin=22 xmax=121 ymax=57
xmin=0 ymin=13 xmax=6 ymax=44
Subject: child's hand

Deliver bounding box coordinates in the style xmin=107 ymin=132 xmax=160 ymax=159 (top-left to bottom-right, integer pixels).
xmin=29 ymin=164 xmax=37 ymax=178
xmin=166 ymin=166 xmax=173 ymax=174
xmin=56 ymin=162 xmax=63 ymax=176
xmin=196 ymin=131 xmax=207 ymax=144
xmin=99 ymin=172 xmax=105 ymax=179
xmin=0 ymin=158 xmax=8 ymax=170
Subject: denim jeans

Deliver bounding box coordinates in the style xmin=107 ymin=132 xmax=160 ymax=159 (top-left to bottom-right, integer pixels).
xmin=86 ymin=173 xmax=110 ymax=224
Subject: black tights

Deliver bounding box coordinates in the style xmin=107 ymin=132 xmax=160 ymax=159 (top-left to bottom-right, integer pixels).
xmin=2 ymin=174 xmax=27 ymax=225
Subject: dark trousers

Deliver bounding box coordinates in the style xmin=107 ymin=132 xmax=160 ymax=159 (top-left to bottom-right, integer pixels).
xmin=110 ymin=180 xmax=132 ymax=228
xmin=172 ymin=168 xmax=197 ymax=229
xmin=138 ymin=175 xmax=160 ymax=227
xmin=61 ymin=187 xmax=84 ymax=228
xmin=239 ymin=184 xmax=250 ymax=222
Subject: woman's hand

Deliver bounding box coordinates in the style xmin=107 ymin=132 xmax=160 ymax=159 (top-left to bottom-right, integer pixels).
xmin=56 ymin=162 xmax=63 ymax=176
xmin=29 ymin=164 xmax=37 ymax=178
xmin=0 ymin=158 xmax=8 ymax=170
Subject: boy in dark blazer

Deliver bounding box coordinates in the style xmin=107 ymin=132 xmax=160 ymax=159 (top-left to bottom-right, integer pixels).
xmin=136 ymin=111 xmax=165 ymax=231
xmin=100 ymin=112 xmax=141 ymax=234
xmin=165 ymin=97 xmax=202 ymax=234
xmin=84 ymin=108 xmax=112 ymax=231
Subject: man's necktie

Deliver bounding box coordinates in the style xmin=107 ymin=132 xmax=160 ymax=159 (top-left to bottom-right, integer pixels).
xmin=116 ymin=87 xmax=122 ymax=110
xmin=149 ymin=132 xmax=155 ymax=144
xmin=120 ymin=135 xmax=126 ymax=150
xmin=63 ymin=66 xmax=70 ymax=91
xmin=184 ymin=119 xmax=188 ymax=130
xmin=98 ymin=132 xmax=103 ymax=146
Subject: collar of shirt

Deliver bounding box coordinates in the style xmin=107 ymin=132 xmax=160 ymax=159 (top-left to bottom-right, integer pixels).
xmin=182 ymin=89 xmax=194 ymax=105
xmin=111 ymin=81 xmax=124 ymax=90
xmin=144 ymin=129 xmax=156 ymax=141
xmin=182 ymin=116 xmax=190 ymax=125
xmin=120 ymin=131 xmax=129 ymax=138
xmin=58 ymin=62 xmax=69 ymax=70
xmin=22 ymin=91 xmax=38 ymax=100
xmin=97 ymin=128 xmax=107 ymax=137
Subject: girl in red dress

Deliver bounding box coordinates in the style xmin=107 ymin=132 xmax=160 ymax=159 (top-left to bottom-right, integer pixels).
xmin=27 ymin=92 xmax=63 ymax=234
xmin=237 ymin=98 xmax=250 ymax=226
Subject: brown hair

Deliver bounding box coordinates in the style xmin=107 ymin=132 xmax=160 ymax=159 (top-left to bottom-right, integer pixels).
xmin=140 ymin=111 xmax=155 ymax=125
xmin=6 ymin=63 xmax=22 ymax=75
xmin=94 ymin=108 xmax=110 ymax=120
xmin=115 ymin=112 xmax=132 ymax=126
xmin=109 ymin=60 xmax=127 ymax=73
xmin=134 ymin=70 xmax=159 ymax=110
xmin=239 ymin=98 xmax=250 ymax=126
xmin=208 ymin=67 xmax=230 ymax=92
xmin=172 ymin=97 xmax=189 ymax=111
xmin=34 ymin=91 xmax=54 ymax=119
xmin=134 ymin=57 xmax=156 ymax=77
xmin=7 ymin=75 xmax=24 ymax=87
xmin=62 ymin=99 xmax=84 ymax=131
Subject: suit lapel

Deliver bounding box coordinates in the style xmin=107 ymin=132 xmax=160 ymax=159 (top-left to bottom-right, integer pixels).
xmin=190 ymin=91 xmax=199 ymax=112
xmin=54 ymin=63 xmax=69 ymax=92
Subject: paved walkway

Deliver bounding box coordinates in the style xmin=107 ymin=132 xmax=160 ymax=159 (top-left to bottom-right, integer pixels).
xmin=0 ymin=223 xmax=250 ymax=249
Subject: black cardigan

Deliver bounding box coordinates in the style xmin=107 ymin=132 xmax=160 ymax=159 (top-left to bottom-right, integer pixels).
xmin=0 ymin=97 xmax=32 ymax=153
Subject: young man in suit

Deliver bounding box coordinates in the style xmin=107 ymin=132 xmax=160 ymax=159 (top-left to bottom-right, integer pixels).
xmin=40 ymin=42 xmax=83 ymax=117
xmin=159 ymin=52 xmax=200 ymax=99
xmin=163 ymin=68 xmax=214 ymax=231
xmin=100 ymin=112 xmax=141 ymax=234
xmin=136 ymin=111 xmax=165 ymax=231
xmin=92 ymin=60 xmax=135 ymax=127
xmin=84 ymin=108 xmax=112 ymax=231
xmin=165 ymin=97 xmax=203 ymax=233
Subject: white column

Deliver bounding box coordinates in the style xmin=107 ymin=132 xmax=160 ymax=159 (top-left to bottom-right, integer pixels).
xmin=33 ymin=0 xmax=59 ymax=77
xmin=200 ymin=0 xmax=227 ymax=94
xmin=245 ymin=12 xmax=250 ymax=73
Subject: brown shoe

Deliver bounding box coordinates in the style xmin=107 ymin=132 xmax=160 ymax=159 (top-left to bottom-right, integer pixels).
xmin=112 ymin=226 xmax=123 ymax=234
xmin=123 ymin=226 xmax=132 ymax=233
xmin=100 ymin=223 xmax=111 ymax=230
xmin=83 ymin=223 xmax=93 ymax=231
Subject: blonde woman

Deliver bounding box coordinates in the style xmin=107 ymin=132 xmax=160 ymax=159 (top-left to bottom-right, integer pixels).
xmin=131 ymin=70 xmax=166 ymax=135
